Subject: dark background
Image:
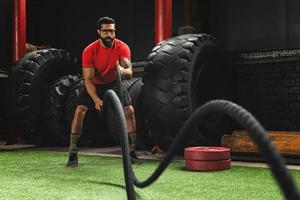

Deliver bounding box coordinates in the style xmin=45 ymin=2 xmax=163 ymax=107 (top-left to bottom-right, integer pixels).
xmin=207 ymin=0 xmax=300 ymax=51
xmin=1 ymin=0 xmax=157 ymax=67
xmin=2 ymin=0 xmax=300 ymax=67
xmin=26 ymin=0 xmax=155 ymax=63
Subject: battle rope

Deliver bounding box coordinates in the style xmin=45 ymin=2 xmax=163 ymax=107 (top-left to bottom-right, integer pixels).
xmin=103 ymin=91 xmax=300 ymax=200
xmin=115 ymin=67 xmax=124 ymax=106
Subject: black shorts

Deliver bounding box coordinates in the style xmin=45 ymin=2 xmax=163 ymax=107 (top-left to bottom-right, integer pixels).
xmin=77 ymin=80 xmax=132 ymax=109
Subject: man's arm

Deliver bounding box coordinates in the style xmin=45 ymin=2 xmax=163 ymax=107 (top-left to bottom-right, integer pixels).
xmin=83 ymin=67 xmax=102 ymax=110
xmin=118 ymin=58 xmax=133 ymax=79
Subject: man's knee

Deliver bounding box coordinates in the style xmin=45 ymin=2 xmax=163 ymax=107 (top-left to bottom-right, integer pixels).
xmin=124 ymin=105 xmax=134 ymax=116
xmin=74 ymin=105 xmax=88 ymax=118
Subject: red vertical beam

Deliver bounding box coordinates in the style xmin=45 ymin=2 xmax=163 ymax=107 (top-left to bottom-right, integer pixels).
xmin=184 ymin=0 xmax=192 ymax=26
xmin=12 ymin=0 xmax=26 ymax=63
xmin=155 ymin=0 xmax=172 ymax=44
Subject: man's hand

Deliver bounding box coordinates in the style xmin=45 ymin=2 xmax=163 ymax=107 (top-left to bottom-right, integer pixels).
xmin=94 ymin=97 xmax=103 ymax=111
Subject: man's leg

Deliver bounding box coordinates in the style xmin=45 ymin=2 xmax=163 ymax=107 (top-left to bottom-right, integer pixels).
xmin=124 ymin=105 xmax=137 ymax=159
xmin=67 ymin=105 xmax=88 ymax=167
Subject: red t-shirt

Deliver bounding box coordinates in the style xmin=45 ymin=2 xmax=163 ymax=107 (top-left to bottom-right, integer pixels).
xmin=82 ymin=39 xmax=131 ymax=84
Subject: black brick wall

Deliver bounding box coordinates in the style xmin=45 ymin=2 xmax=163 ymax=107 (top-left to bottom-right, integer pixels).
xmin=235 ymin=60 xmax=300 ymax=130
xmin=0 ymin=73 xmax=9 ymax=141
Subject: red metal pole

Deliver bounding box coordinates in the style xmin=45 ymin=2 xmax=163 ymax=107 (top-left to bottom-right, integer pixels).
xmin=12 ymin=0 xmax=26 ymax=63
xmin=184 ymin=0 xmax=192 ymax=26
xmin=155 ymin=0 xmax=172 ymax=44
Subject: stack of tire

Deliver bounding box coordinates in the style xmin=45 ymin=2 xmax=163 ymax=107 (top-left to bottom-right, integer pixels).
xmin=7 ymin=48 xmax=147 ymax=146
xmin=7 ymin=33 xmax=233 ymax=149
xmin=8 ymin=49 xmax=81 ymax=145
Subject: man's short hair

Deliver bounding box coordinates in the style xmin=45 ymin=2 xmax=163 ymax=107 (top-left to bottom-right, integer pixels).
xmin=97 ymin=17 xmax=115 ymax=29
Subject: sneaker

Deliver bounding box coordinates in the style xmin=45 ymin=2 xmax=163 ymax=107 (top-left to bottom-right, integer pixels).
xmin=66 ymin=153 xmax=78 ymax=167
xmin=150 ymin=145 xmax=164 ymax=155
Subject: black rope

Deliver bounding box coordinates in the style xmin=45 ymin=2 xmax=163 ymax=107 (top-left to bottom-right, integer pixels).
xmin=103 ymin=90 xmax=135 ymax=200
xmin=115 ymin=67 xmax=124 ymax=106
xmin=102 ymin=91 xmax=300 ymax=200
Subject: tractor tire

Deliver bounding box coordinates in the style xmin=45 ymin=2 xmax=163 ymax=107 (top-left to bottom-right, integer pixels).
xmin=8 ymin=48 xmax=80 ymax=144
xmin=45 ymin=74 xmax=82 ymax=146
xmin=142 ymin=34 xmax=234 ymax=150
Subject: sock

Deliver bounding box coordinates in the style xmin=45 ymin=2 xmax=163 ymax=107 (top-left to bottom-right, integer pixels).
xmin=129 ymin=132 xmax=136 ymax=153
xmin=69 ymin=134 xmax=81 ymax=154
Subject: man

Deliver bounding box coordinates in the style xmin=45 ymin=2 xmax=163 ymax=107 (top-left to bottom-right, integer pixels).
xmin=67 ymin=16 xmax=137 ymax=167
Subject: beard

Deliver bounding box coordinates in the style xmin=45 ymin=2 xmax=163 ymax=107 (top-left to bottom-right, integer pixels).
xmin=100 ymin=36 xmax=114 ymax=48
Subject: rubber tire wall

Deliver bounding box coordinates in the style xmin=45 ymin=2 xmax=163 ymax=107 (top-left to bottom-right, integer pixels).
xmin=9 ymin=49 xmax=80 ymax=144
xmin=44 ymin=75 xmax=82 ymax=146
xmin=142 ymin=34 xmax=234 ymax=149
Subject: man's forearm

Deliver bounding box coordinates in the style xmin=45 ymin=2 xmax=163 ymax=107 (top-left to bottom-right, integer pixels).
xmin=84 ymin=79 xmax=100 ymax=102
xmin=120 ymin=59 xmax=133 ymax=79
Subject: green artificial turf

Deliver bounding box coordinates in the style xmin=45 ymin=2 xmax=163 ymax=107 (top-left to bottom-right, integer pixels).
xmin=0 ymin=150 xmax=299 ymax=200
